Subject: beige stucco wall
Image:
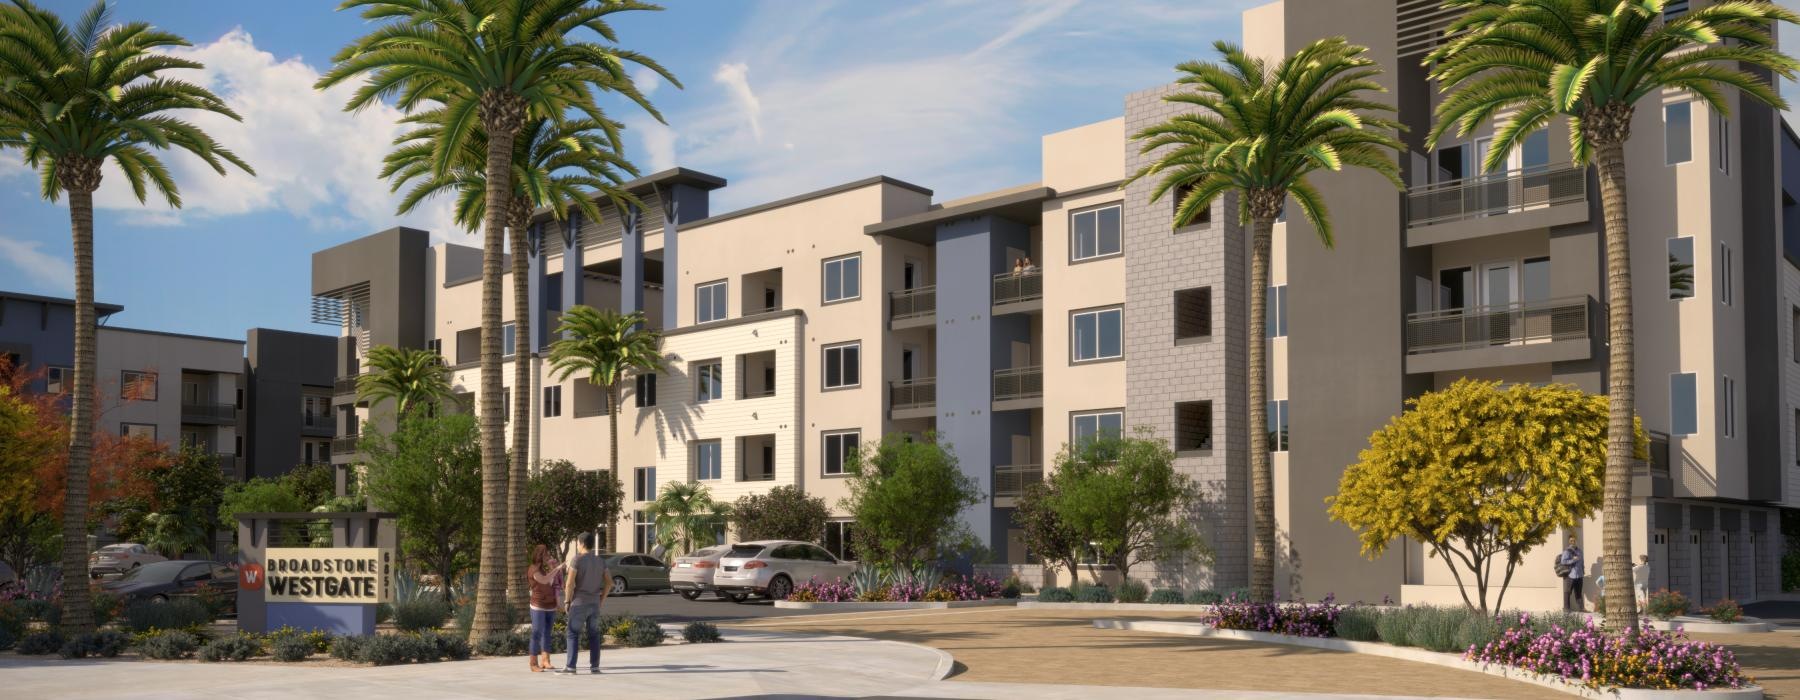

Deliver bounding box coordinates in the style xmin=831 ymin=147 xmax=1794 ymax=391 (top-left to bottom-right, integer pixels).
xmin=1040 ymin=187 xmax=1128 ymax=460
xmin=1042 ymin=118 xmax=1125 ymax=193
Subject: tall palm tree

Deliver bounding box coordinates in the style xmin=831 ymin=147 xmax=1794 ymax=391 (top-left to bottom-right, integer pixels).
xmin=384 ymin=110 xmax=638 ymax=613
xmin=0 ymin=0 xmax=252 ymax=634
xmin=547 ymin=305 xmax=663 ymax=483
xmin=318 ymin=0 xmax=675 ymax=638
xmin=648 ymin=481 xmax=728 ymax=556
xmin=1427 ymin=0 xmax=1797 ymax=628
xmin=1129 ymin=38 xmax=1403 ymax=603
xmin=357 ymin=344 xmax=454 ymax=415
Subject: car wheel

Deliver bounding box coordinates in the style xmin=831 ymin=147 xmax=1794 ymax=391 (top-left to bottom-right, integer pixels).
xmin=130 ymin=562 xmax=141 ymax=570
xmin=728 ymin=593 xmax=749 ymax=604
xmin=150 ymin=594 xmax=168 ymax=604
xmin=766 ymin=575 xmax=793 ymax=601
xmin=679 ymin=590 xmax=702 ymax=601
xmin=611 ymin=576 xmax=627 ymax=595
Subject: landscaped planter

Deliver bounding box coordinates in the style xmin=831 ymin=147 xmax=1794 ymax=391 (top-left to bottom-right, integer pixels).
xmin=1092 ymin=619 xmax=1763 ymax=699
xmin=773 ymin=599 xmax=1015 ymax=611
xmin=1647 ymin=617 xmax=1775 ymax=634
xmin=1017 ymin=601 xmax=1220 ymax=613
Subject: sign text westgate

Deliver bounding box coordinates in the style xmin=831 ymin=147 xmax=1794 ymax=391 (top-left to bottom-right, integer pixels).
xmin=262 ymin=548 xmax=393 ymax=604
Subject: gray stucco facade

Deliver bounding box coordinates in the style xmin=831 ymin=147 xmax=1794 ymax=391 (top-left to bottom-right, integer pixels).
xmin=245 ymin=328 xmax=336 ymax=480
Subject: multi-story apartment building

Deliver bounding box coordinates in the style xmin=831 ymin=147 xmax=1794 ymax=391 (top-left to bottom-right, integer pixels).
xmin=97 ymin=326 xmax=247 ymax=480
xmin=310 ymin=0 xmax=1796 ymax=608
xmin=244 ymin=328 xmax=338 ymax=480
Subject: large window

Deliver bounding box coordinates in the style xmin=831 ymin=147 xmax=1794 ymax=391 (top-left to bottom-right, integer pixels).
xmin=634 ymin=511 xmax=656 ymax=554
xmin=1072 ymin=410 xmax=1123 ymax=446
xmin=46 ymin=366 xmax=69 ymax=394
xmin=1174 ymin=287 xmax=1211 ymax=343
xmin=1665 ymin=102 xmax=1692 ymax=165
xmin=1175 ymin=400 xmax=1213 ymax=451
xmin=822 ymin=254 xmax=862 ymax=303
xmin=1719 ymin=242 xmax=1733 ymax=306
xmin=502 ymin=322 xmax=516 ymax=357
xmin=1721 ymin=376 xmax=1736 ymax=439
xmin=1671 ymin=372 xmax=1698 ymax=435
xmin=824 ymin=520 xmax=855 ymax=561
xmin=1267 ymin=399 xmax=1290 ymax=452
xmin=822 ymin=430 xmax=859 ymax=476
xmin=121 ymin=370 xmax=157 ymax=401
xmin=1071 ymin=204 xmax=1122 ymax=261
xmin=693 ymin=440 xmax=722 ymax=481
xmin=694 ymin=361 xmax=723 ymax=403
xmin=1072 ymin=307 xmax=1122 ymax=362
xmin=635 ymin=373 xmax=657 ymax=407
xmin=634 ymin=466 xmax=656 ymax=502
xmin=1266 ymin=285 xmax=1289 ymax=338
xmin=121 ymin=423 xmax=156 ymax=440
xmin=1669 ymin=237 xmax=1695 ymax=299
xmin=696 ymin=280 xmax=728 ymax=323
xmin=543 ymin=385 xmax=562 ymax=418
xmin=823 ymin=342 xmax=861 ymax=389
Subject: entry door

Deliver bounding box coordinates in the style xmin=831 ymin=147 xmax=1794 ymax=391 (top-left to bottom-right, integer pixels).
xmin=1479 ymin=261 xmax=1518 ymax=344
xmin=903 ymin=261 xmax=919 ymax=291
xmin=900 ymin=347 xmax=917 ymax=382
xmin=1652 ymin=530 xmax=1670 ymax=592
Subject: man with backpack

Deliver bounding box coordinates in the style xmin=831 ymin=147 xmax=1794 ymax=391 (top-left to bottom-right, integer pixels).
xmin=1555 ymin=539 xmax=1584 ymax=612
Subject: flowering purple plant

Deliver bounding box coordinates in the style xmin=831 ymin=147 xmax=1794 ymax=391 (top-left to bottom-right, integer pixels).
xmin=790 ymin=578 xmax=857 ymax=602
xmin=1466 ymin=614 xmax=1751 ymax=691
xmin=1211 ymin=595 xmax=1345 ymax=638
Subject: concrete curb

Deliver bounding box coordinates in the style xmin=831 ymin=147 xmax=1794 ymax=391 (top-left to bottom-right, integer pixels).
xmin=1649 ymin=618 xmax=1776 ymax=634
xmin=1093 ymin=619 xmax=1762 ymax=699
xmin=773 ymin=599 xmax=1015 ymax=611
xmin=1018 ymin=601 xmax=1218 ymax=612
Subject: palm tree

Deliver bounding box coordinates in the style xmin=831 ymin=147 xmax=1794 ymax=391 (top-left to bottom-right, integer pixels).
xmin=648 ymin=482 xmax=728 ymax=556
xmin=546 ymin=305 xmax=663 ymax=482
xmin=384 ymin=110 xmax=639 ymax=613
xmin=1427 ymin=0 xmax=1797 ymax=628
xmin=0 ymin=0 xmax=252 ymax=634
xmin=318 ymin=0 xmax=675 ymax=638
xmin=357 ymin=344 xmax=454 ymax=415
xmin=1129 ymin=38 xmax=1403 ymax=603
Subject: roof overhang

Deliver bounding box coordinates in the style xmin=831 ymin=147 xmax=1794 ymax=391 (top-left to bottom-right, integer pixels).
xmin=863 ymin=186 xmax=1054 ymax=245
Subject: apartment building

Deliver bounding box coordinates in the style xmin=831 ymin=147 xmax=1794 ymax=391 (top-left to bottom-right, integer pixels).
xmin=244 ymin=328 xmax=338 ymax=480
xmin=309 ymin=0 xmax=1796 ymax=607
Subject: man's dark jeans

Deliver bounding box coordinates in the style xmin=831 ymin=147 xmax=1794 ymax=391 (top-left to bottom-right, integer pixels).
xmin=565 ymin=603 xmax=600 ymax=670
xmin=1563 ymin=577 xmax=1584 ymax=612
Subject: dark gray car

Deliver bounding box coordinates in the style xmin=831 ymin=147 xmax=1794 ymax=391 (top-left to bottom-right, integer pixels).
xmin=600 ymin=554 xmax=670 ymax=594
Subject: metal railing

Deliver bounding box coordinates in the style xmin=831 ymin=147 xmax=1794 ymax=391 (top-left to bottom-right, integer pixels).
xmin=1406 ymin=163 xmax=1587 ymax=227
xmin=890 ymin=286 xmax=936 ymax=322
xmin=1634 ymin=431 xmax=1671 ymax=478
xmin=993 ymin=464 xmax=1043 ymax=499
xmin=301 ymin=412 xmax=334 ymax=437
xmin=741 ymin=387 xmax=777 ymax=399
xmin=331 ymin=435 xmax=361 ymax=456
xmin=992 ymin=366 xmax=1043 ymax=402
xmin=889 ymin=378 xmax=936 ymax=412
xmin=180 ymin=402 xmax=237 ymax=424
xmin=215 ymin=454 xmax=238 ymax=479
xmin=333 ymin=375 xmax=360 ymax=396
xmin=1404 ymin=296 xmax=1594 ymax=355
xmin=992 ymin=269 xmax=1043 ymax=307
xmin=739 ymin=471 xmax=776 ymax=482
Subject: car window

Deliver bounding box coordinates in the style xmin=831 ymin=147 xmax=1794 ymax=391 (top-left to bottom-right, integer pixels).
xmin=641 ymin=557 xmax=664 ymax=568
xmin=133 ymin=545 xmax=147 ymax=554
xmin=212 ymin=564 xmax=235 ymax=579
xmin=180 ymin=564 xmax=210 ymax=582
xmin=691 ymin=547 xmax=722 ymax=559
xmin=119 ymin=561 xmax=185 ymax=583
xmin=775 ymin=545 xmax=807 ymax=560
xmin=807 ymin=546 xmax=838 ymax=563
xmin=726 ymin=544 xmax=765 ymax=559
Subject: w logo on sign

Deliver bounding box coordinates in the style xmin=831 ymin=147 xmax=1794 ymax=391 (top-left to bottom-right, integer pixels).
xmin=239 ymin=563 xmax=264 ymax=591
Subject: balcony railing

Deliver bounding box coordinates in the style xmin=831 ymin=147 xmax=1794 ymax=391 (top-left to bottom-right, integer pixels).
xmin=1406 ymin=163 xmax=1587 ymax=227
xmin=992 ymin=270 xmax=1043 ymax=307
xmin=1634 ymin=431 xmax=1672 ymax=478
xmin=889 ymin=378 xmax=936 ymax=412
xmin=1405 ymin=296 xmax=1594 ymax=355
xmin=181 ymin=402 xmax=237 ymax=424
xmin=993 ymin=464 xmax=1043 ymax=499
xmin=215 ymin=454 xmax=238 ymax=479
xmin=333 ymin=375 xmax=360 ymax=396
xmin=331 ymin=435 xmax=360 ymax=456
xmin=890 ymin=286 xmax=936 ymax=322
xmin=992 ymin=366 xmax=1043 ymax=402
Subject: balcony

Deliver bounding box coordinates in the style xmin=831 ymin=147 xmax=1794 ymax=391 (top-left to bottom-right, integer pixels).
xmin=333 ymin=375 xmax=360 ymax=397
xmin=301 ymin=413 xmax=333 ymax=438
xmin=992 ymin=366 xmax=1043 ymax=410
xmin=992 ymin=270 xmax=1043 ymax=314
xmin=993 ymin=464 xmax=1043 ymax=502
xmin=1633 ymin=430 xmax=1673 ymax=498
xmin=331 ymin=435 xmax=361 ymax=456
xmin=1405 ymin=164 xmax=1590 ymax=247
xmin=215 ymin=454 xmax=239 ymax=480
xmin=889 ymin=286 xmax=935 ymax=330
xmin=180 ymin=402 xmax=237 ymax=425
xmin=1404 ymin=296 xmax=1598 ymax=374
xmin=889 ymin=378 xmax=936 ymax=420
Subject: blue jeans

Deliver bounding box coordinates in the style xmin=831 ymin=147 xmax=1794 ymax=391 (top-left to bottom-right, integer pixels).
xmin=529 ymin=608 xmax=556 ymax=656
xmin=565 ymin=603 xmax=600 ymax=670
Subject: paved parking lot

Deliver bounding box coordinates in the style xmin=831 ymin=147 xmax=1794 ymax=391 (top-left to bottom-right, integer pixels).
xmin=597 ymin=590 xmax=820 ymax=622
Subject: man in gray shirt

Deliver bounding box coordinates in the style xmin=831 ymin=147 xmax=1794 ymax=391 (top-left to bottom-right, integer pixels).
xmin=557 ymin=532 xmax=610 ymax=674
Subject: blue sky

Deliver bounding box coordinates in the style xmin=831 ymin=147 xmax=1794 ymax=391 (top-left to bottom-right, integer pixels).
xmin=2 ymin=1 xmax=1796 ymax=341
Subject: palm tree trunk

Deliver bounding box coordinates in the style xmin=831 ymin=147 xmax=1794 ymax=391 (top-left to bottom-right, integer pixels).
xmin=1248 ymin=212 xmax=1276 ymax=604
xmin=1596 ymin=141 xmax=1639 ymax=630
xmin=471 ymin=96 xmax=523 ymax=639
xmin=59 ymin=185 xmax=98 ymax=635
xmin=607 ymin=382 xmax=620 ymax=550
xmin=506 ymin=205 xmax=531 ymax=617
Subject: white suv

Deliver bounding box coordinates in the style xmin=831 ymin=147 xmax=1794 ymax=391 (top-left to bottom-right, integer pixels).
xmin=713 ymin=540 xmax=855 ymax=602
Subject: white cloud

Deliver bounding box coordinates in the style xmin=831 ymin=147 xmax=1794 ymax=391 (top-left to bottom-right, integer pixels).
xmin=633 ymin=66 xmax=663 ymax=97
xmin=0 ymin=234 xmax=73 ymax=294
xmin=635 ymin=119 xmax=679 ymax=173
xmin=712 ymin=62 xmax=763 ymax=142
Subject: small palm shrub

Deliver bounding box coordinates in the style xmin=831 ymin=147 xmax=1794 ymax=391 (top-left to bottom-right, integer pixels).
xmin=198 ymin=633 xmax=264 ymax=662
xmin=136 ymin=629 xmax=199 ymax=659
xmin=1704 ymin=599 xmax=1743 ymax=624
xmin=1148 ymin=589 xmax=1186 ymax=605
xmin=1375 ymin=606 xmax=1418 ymax=647
xmin=329 ymin=634 xmax=370 ymax=661
xmin=1075 ymin=585 xmax=1114 ymax=603
xmin=1644 ymin=590 xmax=1690 ymax=621
xmin=271 ymin=636 xmax=313 ymax=662
xmin=1334 ymin=607 xmax=1382 ymax=641
xmin=1037 ymin=587 xmax=1074 ymax=602
xmin=1116 ymin=580 xmax=1148 ymax=604
xmin=476 ymin=631 xmax=528 ymax=657
xmin=682 ymin=621 xmax=722 ymax=643
xmin=1187 ymin=589 xmax=1223 ymax=605
xmin=391 ymin=599 xmax=449 ymax=632
xmin=122 ymin=598 xmax=212 ymax=633
xmin=17 ymin=631 xmax=64 ymax=655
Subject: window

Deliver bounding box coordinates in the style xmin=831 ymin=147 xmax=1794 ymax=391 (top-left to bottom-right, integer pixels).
xmin=634 ymin=466 xmax=656 ymax=502
xmin=1722 ymin=376 xmax=1736 ymax=439
xmin=235 ymin=388 xmax=243 ymax=409
xmin=121 ymin=422 xmax=156 ymax=440
xmin=696 ymin=280 xmax=728 ymax=323
xmin=502 ymin=323 xmax=516 ymax=357
xmin=1665 ymin=102 xmax=1691 ymax=165
xmin=121 ymin=370 xmax=157 ymax=401
xmin=824 ymin=520 xmax=855 ymax=561
xmin=635 ymin=373 xmax=657 ymax=407
xmin=1267 ymin=399 xmax=1290 ymax=452
xmin=303 ymin=395 xmax=330 ymax=426
xmin=634 ymin=511 xmax=656 ymax=554
xmin=543 ymin=385 xmax=562 ymax=418
xmin=1672 ymin=373 xmax=1698 ymax=435
xmin=455 ymin=328 xmax=479 ymax=364
xmin=823 ymin=342 xmax=861 ymax=389
xmin=693 ymin=440 xmax=722 ymax=480
xmin=1071 ymin=204 xmax=1123 ymax=261
xmin=1174 ymin=287 xmax=1212 ymax=342
xmin=46 ymin=366 xmax=70 ymax=394
xmin=1266 ymin=285 xmax=1289 ymax=338
xmin=694 ymin=361 xmax=723 ymax=403
xmin=822 ymin=254 xmax=862 ymax=303
xmin=823 ymin=430 xmax=859 ymax=476
xmin=234 ymin=435 xmax=243 ymax=456
xmin=426 ymin=338 xmax=442 ymax=356
xmin=1719 ymin=243 xmax=1733 ymax=306
xmin=1669 ymin=237 xmax=1695 ymax=299
xmin=1665 ymin=0 xmax=1689 ymax=18
xmin=1072 ymin=307 xmax=1123 ymax=362
xmin=1175 ymin=401 xmax=1213 ymax=451
xmin=1717 ymin=112 xmax=1730 ymax=174
xmin=1072 ymin=410 xmax=1123 ymax=446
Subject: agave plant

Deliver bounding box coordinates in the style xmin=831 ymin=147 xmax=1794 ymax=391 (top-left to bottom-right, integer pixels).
xmin=849 ymin=566 xmax=890 ymax=596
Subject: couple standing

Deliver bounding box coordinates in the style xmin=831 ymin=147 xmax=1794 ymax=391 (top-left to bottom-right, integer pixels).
xmin=526 ymin=532 xmax=611 ymax=674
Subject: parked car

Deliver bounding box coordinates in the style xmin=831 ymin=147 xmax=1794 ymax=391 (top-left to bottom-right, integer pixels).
xmin=713 ymin=540 xmax=856 ymax=602
xmin=670 ymin=546 xmax=730 ymax=600
xmin=598 ymin=553 xmax=670 ymax=594
xmin=100 ymin=560 xmax=236 ymax=610
xmin=88 ymin=543 xmax=166 ymax=578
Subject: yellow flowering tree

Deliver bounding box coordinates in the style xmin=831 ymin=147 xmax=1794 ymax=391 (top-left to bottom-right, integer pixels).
xmin=1327 ymin=379 xmax=1645 ymax=613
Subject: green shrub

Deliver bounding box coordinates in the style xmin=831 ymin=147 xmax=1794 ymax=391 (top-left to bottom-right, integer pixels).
xmin=476 ymin=631 xmax=528 ymax=657
xmin=198 ymin=633 xmax=264 ymax=662
xmin=271 ymin=636 xmax=313 ymax=662
xmin=1116 ymin=580 xmax=1149 ymax=604
xmin=135 ymin=629 xmax=199 ymax=660
xmin=1784 ymin=551 xmax=1799 ymax=592
xmin=265 ymin=626 xmax=332 ymax=654
xmin=625 ymin=622 xmax=665 ymax=648
xmin=0 ymin=624 xmax=14 ymax=651
xmin=329 ymin=634 xmax=370 ymax=661
xmin=1148 ymin=589 xmax=1186 ymax=605
xmin=14 ymin=599 xmax=58 ymax=625
xmin=92 ymin=592 xmax=122 ymax=627
xmin=357 ymin=634 xmax=425 ymax=665
xmin=1334 ymin=607 xmax=1382 ymax=641
xmin=453 ymin=602 xmax=475 ymax=637
xmin=391 ymin=599 xmax=449 ymax=632
xmin=605 ymin=614 xmax=661 ymax=647
xmin=17 ymin=631 xmax=64 ymax=655
xmin=1037 ymin=587 xmax=1074 ymax=602
xmin=1375 ymin=606 xmax=1417 ymax=647
xmin=1075 ymin=585 xmax=1114 ymax=603
xmin=1452 ymin=613 xmax=1502 ymax=653
xmin=1704 ymin=599 xmax=1743 ymax=624
xmin=1645 ymin=589 xmax=1691 ymax=621
xmin=682 ymin=621 xmax=722 ymax=644
xmin=1526 ymin=610 xmax=1586 ymax=635
xmin=0 ymin=602 xmax=25 ymax=641
xmin=59 ymin=630 xmax=129 ymax=659
xmin=420 ymin=631 xmax=471 ymax=661
xmin=1408 ymin=606 xmax=1471 ymax=653
xmin=121 ymin=598 xmax=212 ymax=633
xmin=1187 ymin=589 xmax=1223 ymax=605
xmin=375 ymin=602 xmax=393 ymax=625
xmin=999 ymin=575 xmax=1023 ymax=599
xmin=1223 ymin=587 xmax=1252 ymax=602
